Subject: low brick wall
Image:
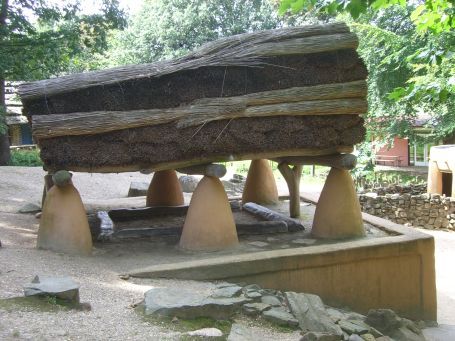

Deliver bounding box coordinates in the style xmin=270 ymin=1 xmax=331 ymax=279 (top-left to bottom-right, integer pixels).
xmin=359 ymin=193 xmax=455 ymax=230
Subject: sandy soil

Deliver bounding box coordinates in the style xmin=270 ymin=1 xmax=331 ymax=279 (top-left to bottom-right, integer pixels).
xmin=0 ymin=167 xmax=301 ymax=340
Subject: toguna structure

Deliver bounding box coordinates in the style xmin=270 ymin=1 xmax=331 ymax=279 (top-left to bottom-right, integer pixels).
xmin=18 ymin=23 xmax=437 ymax=322
xmin=20 ymin=22 xmax=368 ymax=253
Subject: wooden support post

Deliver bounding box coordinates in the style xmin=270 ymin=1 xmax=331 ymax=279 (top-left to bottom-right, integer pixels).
xmin=146 ymin=170 xmax=184 ymax=207
xmin=177 ymin=163 xmax=226 ymax=178
xmin=278 ymin=163 xmax=302 ymax=218
xmin=38 ymin=170 xmax=92 ymax=255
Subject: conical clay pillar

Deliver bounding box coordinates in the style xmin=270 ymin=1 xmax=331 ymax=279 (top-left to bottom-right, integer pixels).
xmin=242 ymin=159 xmax=279 ymax=205
xmin=146 ymin=170 xmax=184 ymax=207
xmin=37 ymin=171 xmax=92 ymax=255
xmin=312 ymin=168 xmax=365 ymax=239
xmin=180 ymin=176 xmax=238 ymax=251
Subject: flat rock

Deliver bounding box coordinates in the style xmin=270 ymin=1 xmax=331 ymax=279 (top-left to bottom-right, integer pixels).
xmin=285 ymin=292 xmax=342 ymax=335
xmin=300 ymin=331 xmax=342 ymax=341
xmin=391 ymin=326 xmax=425 ymax=341
xmin=261 ymin=295 xmax=282 ymax=307
xmin=18 ymin=202 xmax=41 ymax=213
xmin=247 ymin=241 xmax=269 ymax=248
xmin=365 ymin=308 xmax=404 ymax=333
xmin=127 ymin=181 xmax=149 ymax=197
xmin=339 ymin=320 xmax=369 ymax=335
xmin=360 ymin=334 xmax=376 ymax=341
xmin=179 ymin=175 xmax=199 ymax=193
xmin=292 ymin=238 xmax=317 ymax=246
xmin=262 ymin=308 xmax=299 ymax=327
xmin=187 ymin=328 xmax=223 ymax=337
xmin=326 ymin=308 xmax=346 ymax=323
xmin=227 ymin=323 xmax=254 ymax=341
xmin=242 ymin=302 xmax=271 ymax=316
xmin=23 ymin=276 xmax=79 ymax=303
xmin=348 ymin=335 xmax=363 ymax=341
xmin=366 ymin=309 xmax=424 ymax=341
xmin=244 ymin=290 xmax=262 ymax=299
xmin=211 ymin=284 xmax=242 ymax=298
xmin=141 ymin=287 xmax=249 ymax=319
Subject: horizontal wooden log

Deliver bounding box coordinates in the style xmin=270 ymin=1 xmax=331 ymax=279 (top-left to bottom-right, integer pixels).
xmin=43 ymin=146 xmax=354 ymax=173
xmin=19 ymin=23 xmax=353 ymax=100
xmin=32 ymin=81 xmax=367 ymax=140
xmin=242 ymin=202 xmax=305 ymax=232
xmin=274 ymin=153 xmax=357 ymax=170
xmin=177 ymin=164 xmax=227 ymax=178
xmin=108 ymin=206 xmax=189 ymax=221
xmin=94 ymin=222 xmax=289 ymax=240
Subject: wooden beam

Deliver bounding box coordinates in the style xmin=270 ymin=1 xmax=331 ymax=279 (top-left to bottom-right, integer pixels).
xmin=43 ymin=146 xmax=354 ymax=173
xmin=274 ymin=153 xmax=357 ymax=170
xmin=177 ymin=164 xmax=227 ymax=178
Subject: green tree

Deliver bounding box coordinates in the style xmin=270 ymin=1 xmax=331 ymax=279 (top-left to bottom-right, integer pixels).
xmin=279 ymin=0 xmax=455 ymax=143
xmin=105 ymin=0 xmax=282 ymax=66
xmin=0 ymin=0 xmax=126 ymax=165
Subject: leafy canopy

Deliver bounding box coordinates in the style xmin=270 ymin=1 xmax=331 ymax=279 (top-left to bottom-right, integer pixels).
xmin=104 ymin=0 xmax=282 ymax=66
xmin=0 ymin=0 xmax=126 ymax=81
xmin=280 ymin=0 xmax=455 ymax=143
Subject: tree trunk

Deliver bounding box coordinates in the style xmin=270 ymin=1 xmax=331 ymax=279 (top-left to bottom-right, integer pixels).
xmin=0 ymin=79 xmax=11 ymax=165
xmin=0 ymin=1 xmax=11 ymax=165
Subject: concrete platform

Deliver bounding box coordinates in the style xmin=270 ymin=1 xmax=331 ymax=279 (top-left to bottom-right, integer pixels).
xmin=129 ymin=195 xmax=437 ymax=321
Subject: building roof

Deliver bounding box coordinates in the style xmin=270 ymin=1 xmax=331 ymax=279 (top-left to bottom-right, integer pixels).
xmin=5 ymin=82 xmax=27 ymax=126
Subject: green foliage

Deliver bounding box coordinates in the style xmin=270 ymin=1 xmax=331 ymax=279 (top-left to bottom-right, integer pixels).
xmin=104 ymin=0 xmax=282 ymax=66
xmin=279 ymin=0 xmax=455 ymax=143
xmin=0 ymin=0 xmax=126 ymax=81
xmin=9 ymin=149 xmax=43 ymax=167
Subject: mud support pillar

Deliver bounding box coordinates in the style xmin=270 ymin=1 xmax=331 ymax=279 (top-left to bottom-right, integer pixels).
xmin=37 ymin=170 xmax=92 ymax=255
xmin=242 ymin=159 xmax=279 ymax=205
xmin=146 ymin=170 xmax=184 ymax=207
xmin=312 ymin=168 xmax=364 ymax=239
xmin=41 ymin=173 xmax=54 ymax=208
xmin=180 ymin=176 xmax=238 ymax=251
xmin=427 ymin=161 xmax=442 ymax=195
xmin=278 ymin=163 xmax=302 ymax=218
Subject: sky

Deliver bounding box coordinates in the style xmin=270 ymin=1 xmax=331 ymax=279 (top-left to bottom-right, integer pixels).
xmin=118 ymin=0 xmax=144 ymax=15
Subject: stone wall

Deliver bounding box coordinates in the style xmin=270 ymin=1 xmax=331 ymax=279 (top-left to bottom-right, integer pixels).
xmin=359 ymin=193 xmax=455 ymax=230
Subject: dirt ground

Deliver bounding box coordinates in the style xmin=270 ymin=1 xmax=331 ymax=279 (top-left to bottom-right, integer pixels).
xmin=0 ymin=167 xmax=302 ymax=340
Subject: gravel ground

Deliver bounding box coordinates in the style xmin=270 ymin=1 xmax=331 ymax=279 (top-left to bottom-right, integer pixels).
xmin=0 ymin=167 xmax=301 ymax=340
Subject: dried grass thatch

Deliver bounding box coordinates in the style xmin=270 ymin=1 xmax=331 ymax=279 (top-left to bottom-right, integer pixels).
xmin=18 ymin=22 xmax=356 ymax=100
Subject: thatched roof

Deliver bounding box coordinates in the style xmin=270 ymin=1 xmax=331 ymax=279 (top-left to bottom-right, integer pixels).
xmin=18 ymin=22 xmax=356 ymax=100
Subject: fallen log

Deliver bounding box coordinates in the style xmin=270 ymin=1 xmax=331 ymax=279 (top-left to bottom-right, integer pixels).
xmin=242 ymin=202 xmax=305 ymax=232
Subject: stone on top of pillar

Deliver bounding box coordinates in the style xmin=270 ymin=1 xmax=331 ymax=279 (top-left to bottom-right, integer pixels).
xmin=146 ymin=170 xmax=185 ymax=207
xmin=242 ymin=159 xmax=279 ymax=205
xmin=312 ymin=167 xmax=365 ymax=239
xmin=180 ymin=175 xmax=238 ymax=251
